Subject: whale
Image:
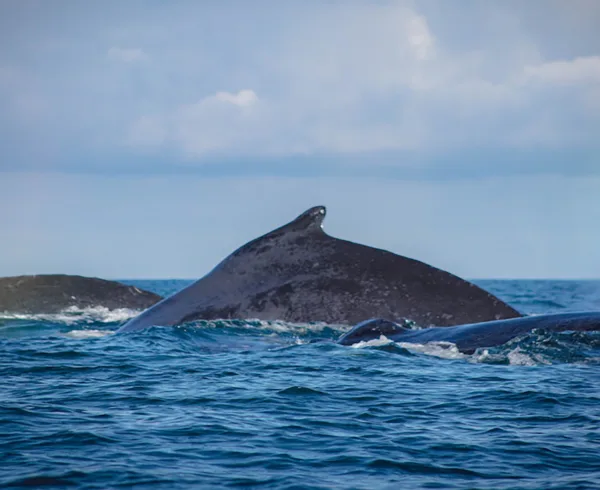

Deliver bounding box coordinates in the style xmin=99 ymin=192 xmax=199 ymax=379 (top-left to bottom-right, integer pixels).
xmin=337 ymin=312 xmax=600 ymax=353
xmin=0 ymin=275 xmax=162 ymax=314
xmin=118 ymin=206 xmax=520 ymax=333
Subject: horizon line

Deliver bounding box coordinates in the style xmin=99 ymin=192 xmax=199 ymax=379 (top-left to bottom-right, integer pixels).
xmin=112 ymin=277 xmax=600 ymax=282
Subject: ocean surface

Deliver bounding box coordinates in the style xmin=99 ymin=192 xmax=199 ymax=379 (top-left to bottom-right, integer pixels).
xmin=1 ymin=279 xmax=600 ymax=489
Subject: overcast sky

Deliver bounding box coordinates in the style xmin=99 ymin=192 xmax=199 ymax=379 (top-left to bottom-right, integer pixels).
xmin=1 ymin=0 xmax=599 ymax=278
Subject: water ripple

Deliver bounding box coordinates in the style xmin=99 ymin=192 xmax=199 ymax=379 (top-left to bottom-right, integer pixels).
xmin=1 ymin=280 xmax=600 ymax=488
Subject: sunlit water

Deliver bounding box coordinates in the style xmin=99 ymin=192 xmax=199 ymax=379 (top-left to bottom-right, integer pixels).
xmin=1 ymin=280 xmax=600 ymax=489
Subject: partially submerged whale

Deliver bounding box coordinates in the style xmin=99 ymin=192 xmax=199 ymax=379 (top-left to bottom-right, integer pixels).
xmin=338 ymin=312 xmax=600 ymax=353
xmin=119 ymin=206 xmax=520 ymax=333
xmin=0 ymin=275 xmax=162 ymax=314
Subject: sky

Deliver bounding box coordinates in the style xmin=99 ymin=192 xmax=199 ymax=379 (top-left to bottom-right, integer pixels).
xmin=0 ymin=0 xmax=599 ymax=279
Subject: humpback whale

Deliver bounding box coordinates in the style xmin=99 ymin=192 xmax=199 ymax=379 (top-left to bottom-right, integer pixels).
xmin=0 ymin=275 xmax=162 ymax=314
xmin=338 ymin=312 xmax=600 ymax=353
xmin=119 ymin=206 xmax=520 ymax=333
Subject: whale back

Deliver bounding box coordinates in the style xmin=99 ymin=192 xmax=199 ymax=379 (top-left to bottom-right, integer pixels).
xmin=337 ymin=318 xmax=411 ymax=346
xmin=118 ymin=206 xmax=521 ymax=332
xmin=0 ymin=275 xmax=161 ymax=314
xmin=339 ymin=312 xmax=600 ymax=353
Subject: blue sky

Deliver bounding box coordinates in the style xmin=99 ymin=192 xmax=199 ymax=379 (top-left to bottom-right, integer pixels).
xmin=1 ymin=0 xmax=599 ymax=278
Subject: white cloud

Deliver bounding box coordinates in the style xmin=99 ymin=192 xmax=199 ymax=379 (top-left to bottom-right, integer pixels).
xmin=523 ymin=56 xmax=600 ymax=85
xmin=407 ymin=14 xmax=435 ymax=61
xmin=131 ymin=89 xmax=262 ymax=156
xmin=214 ymin=90 xmax=258 ymax=107
xmin=2 ymin=1 xmax=599 ymax=168
xmin=118 ymin=2 xmax=598 ymax=159
xmin=107 ymin=46 xmax=149 ymax=63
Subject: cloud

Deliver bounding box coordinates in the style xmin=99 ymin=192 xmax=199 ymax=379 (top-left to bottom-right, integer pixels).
xmin=129 ymin=89 xmax=262 ymax=156
xmin=523 ymin=56 xmax=600 ymax=86
xmin=406 ymin=14 xmax=435 ymax=61
xmin=1 ymin=1 xmax=599 ymax=173
xmin=107 ymin=46 xmax=148 ymax=63
xmin=123 ymin=3 xmax=445 ymax=158
xmin=115 ymin=1 xmax=599 ymax=162
xmin=172 ymin=90 xmax=260 ymax=155
xmin=214 ymin=90 xmax=258 ymax=107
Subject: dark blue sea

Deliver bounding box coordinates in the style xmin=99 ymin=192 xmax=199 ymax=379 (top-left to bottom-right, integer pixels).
xmin=1 ymin=280 xmax=600 ymax=489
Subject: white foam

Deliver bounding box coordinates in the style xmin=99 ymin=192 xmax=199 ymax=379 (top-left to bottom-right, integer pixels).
xmin=198 ymin=318 xmax=344 ymax=336
xmin=0 ymin=306 xmax=139 ymax=325
xmin=470 ymin=346 xmax=552 ymax=366
xmin=471 ymin=349 xmax=503 ymax=364
xmin=261 ymin=319 xmax=343 ymax=335
xmin=63 ymin=306 xmax=139 ymax=323
xmin=348 ymin=338 xmax=552 ymax=365
xmin=350 ymin=335 xmax=394 ymax=348
xmin=398 ymin=341 xmax=468 ymax=360
xmin=506 ymin=347 xmax=537 ymax=366
xmin=349 ymin=336 xmax=469 ymax=360
xmin=507 ymin=347 xmax=551 ymax=366
xmin=64 ymin=329 xmax=113 ymax=339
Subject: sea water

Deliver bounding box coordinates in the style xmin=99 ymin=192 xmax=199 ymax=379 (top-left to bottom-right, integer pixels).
xmin=1 ymin=280 xmax=599 ymax=489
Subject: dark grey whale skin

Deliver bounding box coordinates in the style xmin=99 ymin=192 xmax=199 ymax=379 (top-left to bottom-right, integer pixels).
xmin=118 ymin=206 xmax=520 ymax=333
xmin=0 ymin=275 xmax=162 ymax=314
xmin=337 ymin=312 xmax=600 ymax=353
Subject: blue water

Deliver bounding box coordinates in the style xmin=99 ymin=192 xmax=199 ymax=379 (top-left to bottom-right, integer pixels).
xmin=1 ymin=280 xmax=600 ymax=489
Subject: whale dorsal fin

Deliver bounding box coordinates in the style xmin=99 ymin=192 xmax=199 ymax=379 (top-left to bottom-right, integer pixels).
xmin=227 ymin=206 xmax=327 ymax=259
xmin=282 ymin=206 xmax=326 ymax=234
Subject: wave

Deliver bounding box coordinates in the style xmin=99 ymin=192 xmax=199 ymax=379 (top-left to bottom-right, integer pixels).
xmin=0 ymin=305 xmax=140 ymax=325
xmin=348 ymin=330 xmax=600 ymax=366
xmin=3 ymin=309 xmax=600 ymax=365
xmin=114 ymin=320 xmax=600 ymax=365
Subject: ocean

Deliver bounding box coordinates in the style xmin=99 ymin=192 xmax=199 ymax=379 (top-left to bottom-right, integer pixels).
xmin=1 ymin=279 xmax=599 ymax=489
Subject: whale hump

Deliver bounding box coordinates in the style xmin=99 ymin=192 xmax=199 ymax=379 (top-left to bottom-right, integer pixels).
xmin=0 ymin=274 xmax=162 ymax=314
xmin=118 ymin=205 xmax=522 ymax=333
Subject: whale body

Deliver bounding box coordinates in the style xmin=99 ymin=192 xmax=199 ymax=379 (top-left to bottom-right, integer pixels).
xmin=0 ymin=275 xmax=162 ymax=314
xmin=119 ymin=206 xmax=520 ymax=333
xmin=337 ymin=312 xmax=600 ymax=353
